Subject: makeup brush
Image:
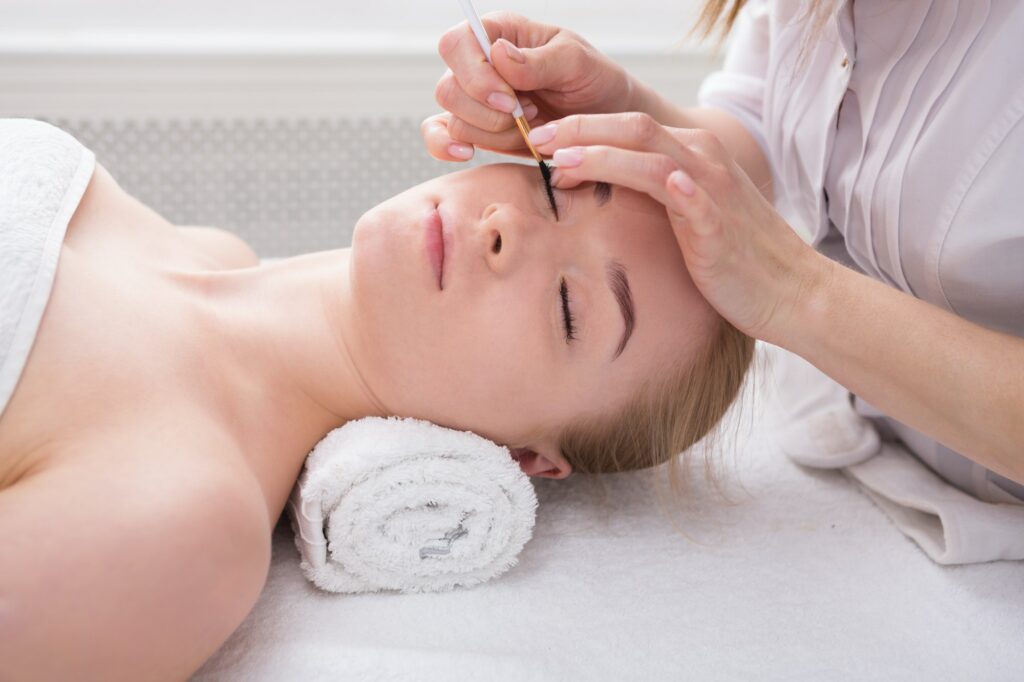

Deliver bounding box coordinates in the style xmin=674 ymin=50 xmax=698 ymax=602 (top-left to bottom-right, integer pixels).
xmin=456 ymin=0 xmax=558 ymax=217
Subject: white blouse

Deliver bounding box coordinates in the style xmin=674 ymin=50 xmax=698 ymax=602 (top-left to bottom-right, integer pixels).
xmin=698 ymin=0 xmax=1024 ymax=504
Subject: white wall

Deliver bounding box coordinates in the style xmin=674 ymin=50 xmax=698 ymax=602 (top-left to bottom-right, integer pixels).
xmin=0 ymin=1 xmax=721 ymax=120
xmin=0 ymin=0 xmax=707 ymax=54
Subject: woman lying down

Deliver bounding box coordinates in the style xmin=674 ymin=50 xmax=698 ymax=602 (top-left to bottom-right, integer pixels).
xmin=0 ymin=118 xmax=753 ymax=678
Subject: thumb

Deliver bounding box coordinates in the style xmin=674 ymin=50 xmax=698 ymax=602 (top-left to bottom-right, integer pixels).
xmin=491 ymin=37 xmax=567 ymax=92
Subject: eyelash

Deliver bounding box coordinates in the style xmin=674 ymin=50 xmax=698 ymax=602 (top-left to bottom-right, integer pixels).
xmin=559 ymin=278 xmax=576 ymax=343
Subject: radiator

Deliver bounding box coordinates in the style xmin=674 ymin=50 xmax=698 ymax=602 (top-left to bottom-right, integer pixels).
xmin=46 ymin=115 xmax=480 ymax=257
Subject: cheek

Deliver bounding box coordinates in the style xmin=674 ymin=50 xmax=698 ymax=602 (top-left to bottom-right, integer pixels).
xmin=447 ymin=290 xmax=571 ymax=438
xmin=349 ymin=209 xmax=434 ymax=402
xmin=383 ymin=286 xmax=561 ymax=437
xmin=440 ymin=289 xmax=549 ymax=398
xmin=352 ymin=216 xmax=410 ymax=329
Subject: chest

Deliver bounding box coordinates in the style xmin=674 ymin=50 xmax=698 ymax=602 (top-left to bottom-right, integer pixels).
xmin=0 ymin=178 xmax=231 ymax=485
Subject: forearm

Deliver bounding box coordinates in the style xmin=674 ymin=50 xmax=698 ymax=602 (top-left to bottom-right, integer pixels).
xmin=785 ymin=256 xmax=1024 ymax=483
xmin=627 ymin=79 xmax=773 ymax=201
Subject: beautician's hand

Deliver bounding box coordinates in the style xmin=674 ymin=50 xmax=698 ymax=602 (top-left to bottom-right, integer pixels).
xmin=421 ymin=12 xmax=637 ymax=162
xmin=527 ymin=112 xmax=833 ymax=345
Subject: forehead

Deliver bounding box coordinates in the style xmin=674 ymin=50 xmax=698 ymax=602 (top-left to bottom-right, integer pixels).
xmin=588 ymin=186 xmax=714 ymax=362
xmin=584 ymin=184 xmax=677 ymax=259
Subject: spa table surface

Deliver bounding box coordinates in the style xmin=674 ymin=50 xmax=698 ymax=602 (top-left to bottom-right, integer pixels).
xmin=194 ymin=342 xmax=1024 ymax=682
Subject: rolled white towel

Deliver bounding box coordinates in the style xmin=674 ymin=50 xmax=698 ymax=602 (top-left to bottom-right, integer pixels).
xmin=286 ymin=416 xmax=538 ymax=594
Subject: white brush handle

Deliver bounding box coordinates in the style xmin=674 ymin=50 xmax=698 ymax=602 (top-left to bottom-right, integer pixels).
xmin=457 ymin=0 xmax=526 ymax=119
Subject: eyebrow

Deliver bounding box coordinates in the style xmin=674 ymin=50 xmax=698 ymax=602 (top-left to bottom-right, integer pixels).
xmin=594 ymin=181 xmax=612 ymax=206
xmin=606 ymin=260 xmax=635 ymax=361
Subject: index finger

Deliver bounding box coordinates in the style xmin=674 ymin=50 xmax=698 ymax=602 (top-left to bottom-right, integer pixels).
xmin=438 ymin=21 xmax=517 ymax=110
xmin=478 ymin=11 xmax=560 ymax=51
xmin=438 ymin=12 xmax=558 ymax=111
xmin=529 ymin=113 xmax=707 ymax=178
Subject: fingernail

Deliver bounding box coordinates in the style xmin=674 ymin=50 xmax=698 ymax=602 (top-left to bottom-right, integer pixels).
xmin=552 ymin=147 xmax=584 ymax=169
xmin=669 ymin=170 xmax=696 ymax=196
xmin=502 ymin=40 xmax=526 ymax=64
xmin=523 ymin=103 xmax=539 ymax=120
xmin=448 ymin=143 xmax=474 ymax=160
xmin=486 ymin=91 xmax=517 ymax=113
xmin=528 ymin=123 xmax=557 ymax=146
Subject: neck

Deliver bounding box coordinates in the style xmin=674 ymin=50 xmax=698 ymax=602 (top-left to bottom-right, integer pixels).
xmin=185 ymin=248 xmax=388 ymax=509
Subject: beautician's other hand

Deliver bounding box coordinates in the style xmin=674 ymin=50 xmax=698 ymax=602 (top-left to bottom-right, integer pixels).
xmin=421 ymin=12 xmax=635 ymax=162
xmin=527 ymin=113 xmax=834 ymax=345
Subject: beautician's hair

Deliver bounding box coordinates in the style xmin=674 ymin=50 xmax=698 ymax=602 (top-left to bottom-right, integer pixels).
xmin=691 ymin=0 xmax=832 ymax=46
xmin=692 ymin=0 xmax=749 ymax=41
xmin=557 ymin=315 xmax=754 ymax=492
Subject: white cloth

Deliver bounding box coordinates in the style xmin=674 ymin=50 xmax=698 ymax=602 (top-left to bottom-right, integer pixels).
xmin=0 ymin=118 xmax=95 ymax=417
xmin=286 ymin=416 xmax=538 ymax=594
xmin=698 ymin=0 xmax=1024 ymax=509
xmin=766 ymin=342 xmax=1024 ymax=564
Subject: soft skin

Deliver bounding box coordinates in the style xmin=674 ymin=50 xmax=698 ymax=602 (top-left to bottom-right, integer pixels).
xmin=346 ymin=162 xmax=716 ymax=476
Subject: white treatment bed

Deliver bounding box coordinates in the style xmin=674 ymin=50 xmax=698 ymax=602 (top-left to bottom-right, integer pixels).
xmin=193 ymin=342 xmax=1024 ymax=681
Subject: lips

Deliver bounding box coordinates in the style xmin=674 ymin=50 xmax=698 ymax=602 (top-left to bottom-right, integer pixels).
xmin=424 ymin=205 xmax=445 ymax=290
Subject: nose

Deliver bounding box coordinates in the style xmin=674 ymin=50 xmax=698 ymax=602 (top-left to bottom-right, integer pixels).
xmin=479 ymin=202 xmax=538 ymax=276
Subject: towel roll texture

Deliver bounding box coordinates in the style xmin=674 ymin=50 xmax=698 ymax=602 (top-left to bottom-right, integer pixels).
xmin=286 ymin=416 xmax=538 ymax=594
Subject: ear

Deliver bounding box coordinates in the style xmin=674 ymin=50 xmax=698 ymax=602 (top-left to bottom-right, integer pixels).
xmin=509 ymin=443 xmax=572 ymax=479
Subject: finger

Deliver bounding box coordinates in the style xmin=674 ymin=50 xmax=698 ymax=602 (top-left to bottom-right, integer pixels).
xmin=490 ymin=33 xmax=583 ymax=92
xmin=664 ymin=170 xmax=724 ymax=276
xmin=668 ymin=126 xmax=729 ymax=159
xmin=476 ymin=11 xmax=567 ymax=91
xmin=447 ymin=112 xmax=551 ymax=157
xmin=438 ymin=21 xmax=523 ymax=116
xmin=550 ymin=145 xmax=721 ymax=256
xmin=529 ymin=112 xmax=706 ymax=178
xmin=665 ymin=170 xmax=719 ymax=239
xmin=420 ymin=113 xmax=476 ymax=162
xmin=435 ymin=69 xmax=538 ymax=134
xmin=480 ymin=11 xmax=561 ymax=52
xmin=549 ymin=145 xmax=682 ymax=204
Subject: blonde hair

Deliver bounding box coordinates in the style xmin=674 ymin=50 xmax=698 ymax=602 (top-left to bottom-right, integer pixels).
xmin=691 ymin=0 xmax=749 ymax=42
xmin=690 ymin=0 xmax=834 ymax=51
xmin=558 ymin=315 xmax=754 ymax=495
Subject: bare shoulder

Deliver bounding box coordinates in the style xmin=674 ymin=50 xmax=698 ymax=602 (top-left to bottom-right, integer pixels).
xmin=177 ymin=225 xmax=261 ymax=270
xmin=0 ymin=443 xmax=271 ymax=679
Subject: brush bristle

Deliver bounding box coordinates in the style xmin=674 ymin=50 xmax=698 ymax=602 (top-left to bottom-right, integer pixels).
xmin=538 ymin=160 xmax=559 ymax=220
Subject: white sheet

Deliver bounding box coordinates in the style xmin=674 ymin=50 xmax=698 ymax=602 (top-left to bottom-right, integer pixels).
xmin=194 ymin=343 xmax=1024 ymax=681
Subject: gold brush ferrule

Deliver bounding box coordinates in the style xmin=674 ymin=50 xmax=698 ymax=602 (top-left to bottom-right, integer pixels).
xmin=514 ymin=115 xmax=544 ymax=163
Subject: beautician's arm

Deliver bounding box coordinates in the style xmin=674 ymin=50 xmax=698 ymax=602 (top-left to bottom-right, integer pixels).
xmin=792 ymin=258 xmax=1024 ymax=483
xmin=527 ymin=112 xmax=1024 ymax=485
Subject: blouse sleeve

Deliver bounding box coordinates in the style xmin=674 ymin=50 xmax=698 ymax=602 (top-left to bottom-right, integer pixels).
xmin=696 ymin=0 xmax=774 ymax=181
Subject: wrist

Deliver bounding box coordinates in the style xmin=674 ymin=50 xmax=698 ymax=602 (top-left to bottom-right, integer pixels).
xmin=768 ymin=247 xmax=840 ymax=358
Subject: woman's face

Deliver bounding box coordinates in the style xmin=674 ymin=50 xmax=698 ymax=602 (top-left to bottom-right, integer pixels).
xmin=347 ymin=163 xmax=715 ymax=476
